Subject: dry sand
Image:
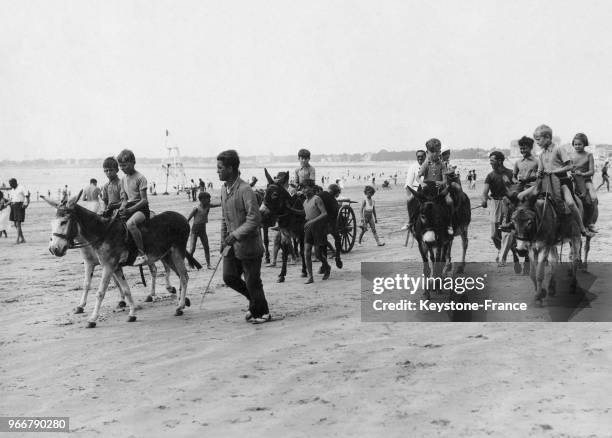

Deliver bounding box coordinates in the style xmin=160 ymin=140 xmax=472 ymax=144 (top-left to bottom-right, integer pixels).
xmin=1 ymin=184 xmax=611 ymax=437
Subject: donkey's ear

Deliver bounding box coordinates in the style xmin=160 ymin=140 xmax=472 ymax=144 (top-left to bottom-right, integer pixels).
xmin=264 ymin=168 xmax=274 ymax=185
xmin=67 ymin=190 xmax=83 ymax=207
xmin=41 ymin=195 xmax=59 ymax=209
xmin=407 ymin=185 xmax=425 ymax=202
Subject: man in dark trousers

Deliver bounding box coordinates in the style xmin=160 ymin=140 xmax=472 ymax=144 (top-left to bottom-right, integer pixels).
xmin=217 ymin=149 xmax=271 ymax=324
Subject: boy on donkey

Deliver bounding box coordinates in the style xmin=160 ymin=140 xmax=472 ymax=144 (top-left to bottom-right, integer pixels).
xmin=417 ymin=138 xmax=454 ymax=235
xmin=117 ymin=149 xmax=150 ymax=266
xmin=534 ymin=124 xmax=594 ymax=238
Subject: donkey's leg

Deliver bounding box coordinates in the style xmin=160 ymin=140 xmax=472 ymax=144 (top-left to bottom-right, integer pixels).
xmin=145 ymin=263 xmax=157 ymax=302
xmin=457 ymin=229 xmax=469 ymax=274
xmin=263 ymin=227 xmax=270 ymax=264
xmin=535 ymin=247 xmax=550 ymax=302
xmin=499 ymin=231 xmax=512 ymax=267
xmin=418 ymin=242 xmax=432 ymax=299
xmin=87 ymin=265 xmax=114 ymax=328
xmin=77 ymin=260 xmax=95 ymax=314
xmin=170 ymin=248 xmax=189 ymax=316
xmin=278 ymin=242 xmax=288 ymax=283
xmin=583 ymin=236 xmax=591 ymax=272
xmin=528 ymin=248 xmax=537 ymax=290
xmin=113 ymin=268 xmax=137 ymax=322
xmin=111 ymin=274 xmax=127 ymax=309
xmin=160 ymin=259 xmax=176 ymax=294
xmin=444 ymin=238 xmax=454 ymax=274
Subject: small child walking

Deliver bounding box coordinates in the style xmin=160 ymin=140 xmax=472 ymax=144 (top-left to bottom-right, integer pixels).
xmin=187 ymin=191 xmax=220 ymax=268
xmin=358 ymin=185 xmax=385 ymax=246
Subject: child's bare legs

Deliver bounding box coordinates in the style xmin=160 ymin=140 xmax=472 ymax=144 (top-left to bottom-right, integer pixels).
xmin=366 ymin=213 xmax=384 ymax=246
xmin=586 ymin=181 xmax=598 ymax=204
xmin=127 ymin=211 xmax=147 ymax=264
xmin=561 ymin=185 xmax=591 ymax=236
xmin=517 ymin=186 xmax=536 ymax=201
xmin=304 ymin=243 xmax=314 ymax=283
xmin=198 ymin=231 xmax=211 ymax=267
xmin=585 ymin=181 xmax=598 ymax=231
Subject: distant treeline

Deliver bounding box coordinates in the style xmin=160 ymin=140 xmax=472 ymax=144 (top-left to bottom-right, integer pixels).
xmin=1 ymin=148 xmax=513 ymax=166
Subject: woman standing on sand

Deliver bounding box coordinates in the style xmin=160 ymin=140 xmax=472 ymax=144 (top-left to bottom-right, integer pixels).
xmin=8 ymin=178 xmax=30 ymax=244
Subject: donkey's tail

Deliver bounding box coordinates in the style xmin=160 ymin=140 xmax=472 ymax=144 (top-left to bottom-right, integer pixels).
xmin=139 ymin=265 xmax=147 ymax=287
xmin=185 ymin=252 xmax=203 ymax=270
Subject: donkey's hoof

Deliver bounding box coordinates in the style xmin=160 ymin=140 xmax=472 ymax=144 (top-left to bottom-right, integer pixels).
xmin=117 ymin=300 xmax=127 ymax=309
xmin=86 ymin=321 xmax=96 ymax=328
xmin=145 ymin=295 xmax=153 ymax=303
xmin=74 ymin=306 xmax=84 ymax=314
xmin=277 ymin=276 xmax=285 ymax=283
xmin=513 ymin=262 xmax=522 ymax=274
xmin=127 ymin=315 xmax=137 ymax=322
xmin=167 ymin=286 xmax=177 ymax=294
xmin=185 ymin=297 xmax=191 ymax=307
xmin=175 ymin=309 xmax=184 ymax=316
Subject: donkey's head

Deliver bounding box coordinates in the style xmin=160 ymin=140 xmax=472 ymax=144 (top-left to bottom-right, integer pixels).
xmin=407 ymin=182 xmax=451 ymax=244
xmin=43 ymin=191 xmax=82 ymax=257
xmin=511 ymin=205 xmax=536 ymax=253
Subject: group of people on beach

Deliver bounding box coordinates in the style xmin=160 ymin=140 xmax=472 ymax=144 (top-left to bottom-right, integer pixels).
xmin=4 ymin=125 xmax=609 ymax=325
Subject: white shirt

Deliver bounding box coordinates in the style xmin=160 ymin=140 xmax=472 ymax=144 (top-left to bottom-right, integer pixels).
xmin=9 ymin=185 xmax=29 ymax=203
xmin=404 ymin=162 xmax=423 ymax=189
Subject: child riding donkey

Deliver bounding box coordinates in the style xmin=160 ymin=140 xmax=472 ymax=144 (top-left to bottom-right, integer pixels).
xmin=533 ymin=125 xmax=594 ymax=238
xmin=117 ymin=149 xmax=151 ymax=265
xmin=417 ymin=138 xmax=455 ymax=236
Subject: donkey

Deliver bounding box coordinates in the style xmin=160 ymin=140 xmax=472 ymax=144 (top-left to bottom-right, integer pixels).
xmin=407 ymin=182 xmax=471 ymax=277
xmin=510 ymin=179 xmax=583 ymax=303
xmin=259 ymin=170 xmax=308 ymax=283
xmin=497 ymin=186 xmax=530 ymax=274
xmin=406 ymin=183 xmax=454 ymax=298
xmin=45 ymin=193 xmax=201 ymax=327
xmin=75 ymin=241 xmax=175 ymax=314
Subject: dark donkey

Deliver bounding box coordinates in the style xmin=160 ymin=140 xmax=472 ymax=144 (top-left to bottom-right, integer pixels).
xmin=406 ymin=183 xmax=454 ymax=298
xmin=510 ymin=176 xmax=583 ymax=302
xmin=259 ymin=169 xmax=308 ymax=282
xmin=407 ymin=182 xmax=471 ymax=278
xmin=45 ymin=192 xmax=201 ymax=327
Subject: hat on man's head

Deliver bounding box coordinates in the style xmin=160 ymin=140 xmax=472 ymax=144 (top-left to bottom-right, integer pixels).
xmin=441 ymin=147 xmax=450 ymax=155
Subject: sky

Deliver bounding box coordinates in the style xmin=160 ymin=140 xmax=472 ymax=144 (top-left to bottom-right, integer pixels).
xmin=1 ymin=0 xmax=611 ymax=160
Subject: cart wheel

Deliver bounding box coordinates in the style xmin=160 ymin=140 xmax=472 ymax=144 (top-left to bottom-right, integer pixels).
xmin=337 ymin=205 xmax=356 ymax=253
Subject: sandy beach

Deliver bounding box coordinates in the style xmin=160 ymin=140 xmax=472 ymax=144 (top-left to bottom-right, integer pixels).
xmin=1 ymin=181 xmax=611 ymax=437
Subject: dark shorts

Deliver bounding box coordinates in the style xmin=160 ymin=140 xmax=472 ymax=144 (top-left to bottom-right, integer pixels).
xmin=10 ymin=202 xmax=25 ymax=222
xmin=559 ymin=176 xmax=572 ymax=187
xmin=191 ymin=222 xmax=207 ymax=236
xmin=305 ymin=222 xmax=326 ymax=246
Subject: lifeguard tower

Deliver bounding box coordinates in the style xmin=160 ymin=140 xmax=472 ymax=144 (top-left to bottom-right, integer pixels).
xmin=161 ymin=130 xmax=188 ymax=195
